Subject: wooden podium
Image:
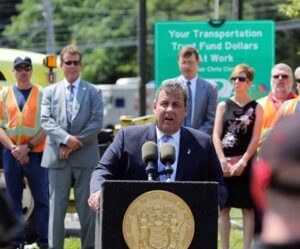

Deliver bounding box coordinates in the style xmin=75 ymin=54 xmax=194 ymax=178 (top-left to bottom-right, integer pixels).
xmin=95 ymin=180 xmax=219 ymax=249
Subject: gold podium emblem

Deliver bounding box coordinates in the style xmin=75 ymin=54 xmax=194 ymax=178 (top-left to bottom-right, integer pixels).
xmin=122 ymin=190 xmax=195 ymax=249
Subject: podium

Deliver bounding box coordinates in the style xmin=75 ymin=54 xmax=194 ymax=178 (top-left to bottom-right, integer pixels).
xmin=96 ymin=180 xmax=219 ymax=249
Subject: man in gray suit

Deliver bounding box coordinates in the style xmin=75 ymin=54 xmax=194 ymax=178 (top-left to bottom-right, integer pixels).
xmin=176 ymin=46 xmax=218 ymax=135
xmin=41 ymin=45 xmax=103 ymax=249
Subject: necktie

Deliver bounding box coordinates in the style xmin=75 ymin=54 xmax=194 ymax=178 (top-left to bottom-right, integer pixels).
xmin=185 ymin=81 xmax=193 ymax=127
xmin=159 ymin=135 xmax=172 ymax=181
xmin=66 ymin=84 xmax=74 ymax=129
xmin=162 ymin=135 xmax=172 ymax=143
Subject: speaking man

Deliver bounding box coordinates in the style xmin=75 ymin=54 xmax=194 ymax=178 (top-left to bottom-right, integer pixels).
xmin=88 ymin=79 xmax=227 ymax=212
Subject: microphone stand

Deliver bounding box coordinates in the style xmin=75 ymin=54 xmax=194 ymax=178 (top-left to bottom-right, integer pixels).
xmin=145 ymin=161 xmax=157 ymax=181
xmin=164 ymin=163 xmax=173 ymax=182
xmin=158 ymin=165 xmax=173 ymax=182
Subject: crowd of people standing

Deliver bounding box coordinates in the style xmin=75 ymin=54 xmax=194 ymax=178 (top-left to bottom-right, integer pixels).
xmin=0 ymin=44 xmax=299 ymax=249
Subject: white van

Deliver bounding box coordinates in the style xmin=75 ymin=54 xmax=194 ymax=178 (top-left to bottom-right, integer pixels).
xmin=96 ymin=77 xmax=155 ymax=127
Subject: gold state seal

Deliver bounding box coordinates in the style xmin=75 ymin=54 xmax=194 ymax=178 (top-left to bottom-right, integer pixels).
xmin=122 ymin=190 xmax=195 ymax=249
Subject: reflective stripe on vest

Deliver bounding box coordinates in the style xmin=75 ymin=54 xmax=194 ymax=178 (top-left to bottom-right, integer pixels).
xmin=1 ymin=85 xmax=45 ymax=152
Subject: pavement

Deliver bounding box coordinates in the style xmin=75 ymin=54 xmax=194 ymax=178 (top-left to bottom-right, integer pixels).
xmin=64 ymin=213 xmax=81 ymax=237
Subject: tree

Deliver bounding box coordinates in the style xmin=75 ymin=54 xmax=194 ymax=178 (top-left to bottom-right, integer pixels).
xmin=279 ymin=0 xmax=300 ymax=18
xmin=2 ymin=0 xmax=300 ymax=83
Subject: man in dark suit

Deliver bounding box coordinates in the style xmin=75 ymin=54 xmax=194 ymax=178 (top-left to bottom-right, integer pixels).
xmin=41 ymin=45 xmax=103 ymax=249
xmin=88 ymin=79 xmax=227 ymax=212
xmin=175 ymin=46 xmax=218 ymax=135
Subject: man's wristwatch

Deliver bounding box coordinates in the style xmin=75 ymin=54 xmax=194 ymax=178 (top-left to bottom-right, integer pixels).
xmin=27 ymin=142 xmax=34 ymax=151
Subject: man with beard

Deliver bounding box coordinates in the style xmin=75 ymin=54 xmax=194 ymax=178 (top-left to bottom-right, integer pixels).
xmin=0 ymin=56 xmax=48 ymax=249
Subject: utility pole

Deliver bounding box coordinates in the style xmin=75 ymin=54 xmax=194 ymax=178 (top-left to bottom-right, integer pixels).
xmin=214 ymin=0 xmax=220 ymax=19
xmin=232 ymin=0 xmax=243 ymax=20
xmin=43 ymin=0 xmax=56 ymax=53
xmin=138 ymin=0 xmax=146 ymax=116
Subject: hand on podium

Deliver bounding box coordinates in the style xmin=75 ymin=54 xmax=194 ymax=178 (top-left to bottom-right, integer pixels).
xmin=88 ymin=190 xmax=101 ymax=212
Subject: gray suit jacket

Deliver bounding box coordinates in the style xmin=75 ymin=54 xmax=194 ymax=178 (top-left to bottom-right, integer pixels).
xmin=176 ymin=76 xmax=218 ymax=135
xmin=41 ymin=80 xmax=103 ymax=168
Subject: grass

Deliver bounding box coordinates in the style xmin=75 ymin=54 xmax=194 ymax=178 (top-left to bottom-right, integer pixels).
xmin=64 ymin=209 xmax=244 ymax=249
xmin=64 ymin=237 xmax=81 ymax=249
xmin=219 ymin=208 xmax=244 ymax=248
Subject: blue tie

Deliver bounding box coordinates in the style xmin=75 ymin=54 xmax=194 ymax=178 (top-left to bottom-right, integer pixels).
xmin=162 ymin=135 xmax=172 ymax=143
xmin=185 ymin=81 xmax=193 ymax=127
xmin=159 ymin=135 xmax=172 ymax=181
xmin=66 ymin=84 xmax=74 ymax=129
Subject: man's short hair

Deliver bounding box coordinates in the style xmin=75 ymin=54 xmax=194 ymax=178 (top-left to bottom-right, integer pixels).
xmin=178 ymin=46 xmax=199 ymax=61
xmin=271 ymin=63 xmax=293 ymax=80
xmin=60 ymin=45 xmax=82 ymax=63
xmin=155 ymin=79 xmax=188 ymax=107
xmin=294 ymin=66 xmax=300 ymax=78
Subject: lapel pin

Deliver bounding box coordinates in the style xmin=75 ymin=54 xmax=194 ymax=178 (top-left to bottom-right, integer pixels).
xmin=187 ymin=148 xmax=191 ymax=155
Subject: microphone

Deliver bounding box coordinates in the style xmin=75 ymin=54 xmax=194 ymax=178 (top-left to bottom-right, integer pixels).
xmin=142 ymin=141 xmax=158 ymax=181
xmin=160 ymin=143 xmax=176 ymax=182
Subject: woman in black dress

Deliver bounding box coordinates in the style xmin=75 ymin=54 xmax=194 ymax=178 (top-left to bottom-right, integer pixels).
xmin=213 ymin=64 xmax=263 ymax=249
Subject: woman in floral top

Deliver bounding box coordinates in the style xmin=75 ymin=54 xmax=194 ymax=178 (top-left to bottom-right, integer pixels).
xmin=213 ymin=64 xmax=263 ymax=249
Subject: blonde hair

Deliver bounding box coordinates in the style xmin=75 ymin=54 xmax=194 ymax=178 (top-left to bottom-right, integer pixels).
xmin=230 ymin=64 xmax=254 ymax=81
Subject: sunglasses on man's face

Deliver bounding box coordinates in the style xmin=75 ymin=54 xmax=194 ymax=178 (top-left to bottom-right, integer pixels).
xmin=272 ymin=74 xmax=289 ymax=79
xmin=296 ymin=79 xmax=300 ymax=83
xmin=14 ymin=65 xmax=32 ymax=72
xmin=230 ymin=76 xmax=247 ymax=82
xmin=63 ymin=60 xmax=81 ymax=66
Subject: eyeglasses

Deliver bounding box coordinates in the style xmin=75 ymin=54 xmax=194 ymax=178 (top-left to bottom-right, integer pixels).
xmin=14 ymin=65 xmax=32 ymax=72
xmin=63 ymin=60 xmax=80 ymax=66
xmin=296 ymin=79 xmax=300 ymax=83
xmin=230 ymin=76 xmax=247 ymax=82
xmin=272 ymin=74 xmax=289 ymax=79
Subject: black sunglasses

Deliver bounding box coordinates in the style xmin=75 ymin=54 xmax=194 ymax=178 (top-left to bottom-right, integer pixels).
xmin=296 ymin=79 xmax=300 ymax=83
xmin=230 ymin=76 xmax=247 ymax=82
xmin=63 ymin=60 xmax=80 ymax=66
xmin=272 ymin=74 xmax=289 ymax=79
xmin=14 ymin=65 xmax=32 ymax=72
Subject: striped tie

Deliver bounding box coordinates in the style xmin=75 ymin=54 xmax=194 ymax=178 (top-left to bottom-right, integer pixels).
xmin=185 ymin=81 xmax=192 ymax=127
xmin=66 ymin=84 xmax=74 ymax=130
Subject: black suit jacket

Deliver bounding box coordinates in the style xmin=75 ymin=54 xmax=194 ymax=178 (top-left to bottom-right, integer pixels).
xmin=90 ymin=123 xmax=227 ymax=207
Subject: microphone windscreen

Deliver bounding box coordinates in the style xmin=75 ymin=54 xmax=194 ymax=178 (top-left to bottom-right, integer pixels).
xmin=160 ymin=143 xmax=176 ymax=165
xmin=142 ymin=141 xmax=158 ymax=163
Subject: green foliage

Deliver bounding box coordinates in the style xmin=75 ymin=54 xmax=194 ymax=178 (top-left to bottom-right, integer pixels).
xmin=279 ymin=0 xmax=300 ymax=17
xmin=2 ymin=0 xmax=300 ymax=83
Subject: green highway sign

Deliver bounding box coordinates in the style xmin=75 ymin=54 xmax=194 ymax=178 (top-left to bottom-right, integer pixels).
xmin=155 ymin=20 xmax=275 ymax=100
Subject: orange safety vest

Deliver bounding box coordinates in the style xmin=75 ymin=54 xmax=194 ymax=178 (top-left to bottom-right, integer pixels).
xmin=0 ymin=85 xmax=45 ymax=152
xmin=257 ymin=96 xmax=277 ymax=147
xmin=257 ymin=94 xmax=297 ymax=151
xmin=277 ymin=97 xmax=300 ymax=117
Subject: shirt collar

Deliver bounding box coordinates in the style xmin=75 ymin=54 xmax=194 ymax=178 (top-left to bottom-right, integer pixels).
xmin=268 ymin=92 xmax=297 ymax=110
xmin=156 ymin=127 xmax=180 ymax=145
xmin=179 ymin=75 xmax=198 ymax=85
xmin=64 ymin=77 xmax=81 ymax=89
